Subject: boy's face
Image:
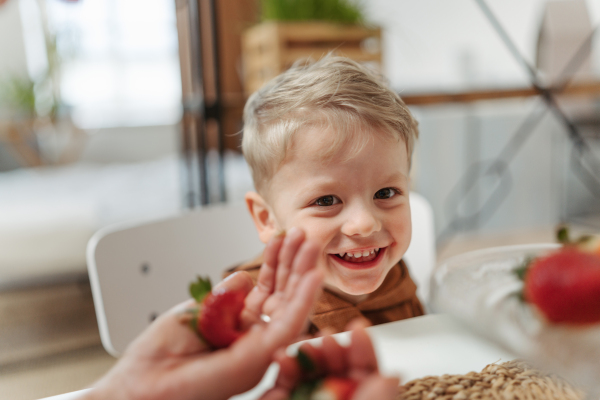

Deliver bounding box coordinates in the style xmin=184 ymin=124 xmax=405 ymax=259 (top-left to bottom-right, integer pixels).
xmin=247 ymin=126 xmax=412 ymax=297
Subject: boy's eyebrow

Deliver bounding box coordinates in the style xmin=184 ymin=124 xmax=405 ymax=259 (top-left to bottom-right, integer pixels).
xmin=302 ymin=172 xmax=408 ymax=192
xmin=380 ymin=171 xmax=409 ymax=184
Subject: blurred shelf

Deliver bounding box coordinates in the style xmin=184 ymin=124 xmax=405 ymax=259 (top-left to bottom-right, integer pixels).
xmin=568 ymin=213 xmax=600 ymax=231
xmin=400 ymin=80 xmax=600 ymax=106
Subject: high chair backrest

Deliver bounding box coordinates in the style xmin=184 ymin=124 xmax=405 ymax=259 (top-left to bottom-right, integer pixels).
xmin=87 ymin=194 xmax=435 ymax=357
xmin=403 ymin=192 xmax=436 ymax=305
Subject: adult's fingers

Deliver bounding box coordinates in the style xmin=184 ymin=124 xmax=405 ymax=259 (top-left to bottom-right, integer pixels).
xmin=265 ymin=266 xmax=323 ymax=351
xmin=268 ymin=349 xmax=302 ymax=394
xmin=213 ymin=270 xmax=255 ymax=294
xmin=283 ymin=240 xmax=320 ymax=303
xmin=345 ymin=317 xmax=372 ymax=331
xmin=348 ymin=329 xmax=379 ymax=380
xmin=274 ymin=227 xmax=304 ymax=294
xmin=297 ymin=343 xmax=326 ymax=376
xmin=321 ymin=336 xmax=347 ymax=375
xmin=257 ymin=387 xmax=290 ymax=400
xmin=352 ymin=375 xmax=400 ymax=400
xmin=241 ymin=236 xmax=284 ymax=327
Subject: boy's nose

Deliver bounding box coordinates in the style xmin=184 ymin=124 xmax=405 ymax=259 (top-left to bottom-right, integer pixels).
xmin=341 ymin=205 xmax=381 ymax=237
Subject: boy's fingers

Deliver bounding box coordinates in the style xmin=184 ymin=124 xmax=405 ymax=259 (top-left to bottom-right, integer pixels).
xmin=241 ymin=237 xmax=284 ymax=327
xmin=274 ymin=227 xmax=305 ymax=293
xmin=348 ymin=329 xmax=379 ymax=380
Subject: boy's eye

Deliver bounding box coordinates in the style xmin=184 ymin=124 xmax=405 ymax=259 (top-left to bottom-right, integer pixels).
xmin=374 ymin=188 xmax=397 ymax=199
xmin=315 ymin=195 xmax=339 ymax=207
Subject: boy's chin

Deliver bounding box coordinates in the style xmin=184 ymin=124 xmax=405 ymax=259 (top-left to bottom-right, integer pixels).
xmin=326 ymin=279 xmax=380 ymax=297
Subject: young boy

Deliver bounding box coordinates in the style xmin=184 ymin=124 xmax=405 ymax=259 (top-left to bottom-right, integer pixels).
xmin=227 ymin=55 xmax=424 ymax=333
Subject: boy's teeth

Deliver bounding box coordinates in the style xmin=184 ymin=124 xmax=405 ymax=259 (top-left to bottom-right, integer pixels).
xmin=336 ymin=248 xmax=382 ymax=262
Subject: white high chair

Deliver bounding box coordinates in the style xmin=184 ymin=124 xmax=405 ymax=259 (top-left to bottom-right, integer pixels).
xmin=87 ymin=193 xmax=435 ymax=357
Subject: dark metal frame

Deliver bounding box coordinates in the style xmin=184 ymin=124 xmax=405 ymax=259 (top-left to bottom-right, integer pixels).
xmin=180 ymin=0 xmax=226 ymax=207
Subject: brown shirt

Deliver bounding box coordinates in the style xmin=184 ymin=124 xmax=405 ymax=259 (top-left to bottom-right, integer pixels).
xmin=225 ymin=256 xmax=424 ymax=334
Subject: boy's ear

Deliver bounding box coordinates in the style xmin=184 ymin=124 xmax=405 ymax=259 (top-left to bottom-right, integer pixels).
xmin=245 ymin=191 xmax=278 ymax=244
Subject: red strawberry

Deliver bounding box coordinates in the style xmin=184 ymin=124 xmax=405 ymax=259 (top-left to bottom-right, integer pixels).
xmin=291 ymin=350 xmax=358 ymax=400
xmin=291 ymin=377 xmax=358 ymax=400
xmin=188 ymin=276 xmax=246 ymax=349
xmin=522 ymin=248 xmax=600 ymax=324
xmin=310 ymin=377 xmax=358 ymax=400
xmin=198 ymin=289 xmax=245 ymax=348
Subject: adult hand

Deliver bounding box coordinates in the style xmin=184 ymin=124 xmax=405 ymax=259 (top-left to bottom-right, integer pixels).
xmin=81 ymin=231 xmax=323 ymax=400
xmin=259 ymin=328 xmax=400 ymax=400
xmin=242 ymin=227 xmax=313 ymax=322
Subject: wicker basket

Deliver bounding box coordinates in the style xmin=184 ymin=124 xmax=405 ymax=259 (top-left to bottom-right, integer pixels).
xmin=241 ymin=21 xmax=381 ymax=95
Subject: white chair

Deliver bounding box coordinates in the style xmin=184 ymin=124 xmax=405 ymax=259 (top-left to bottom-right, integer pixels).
xmin=87 ymin=194 xmax=435 ymax=357
xmin=403 ymin=192 xmax=437 ymax=305
xmin=86 ymin=202 xmax=264 ymax=356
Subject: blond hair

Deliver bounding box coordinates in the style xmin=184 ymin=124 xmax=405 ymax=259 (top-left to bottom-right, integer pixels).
xmin=242 ymin=55 xmax=419 ymax=193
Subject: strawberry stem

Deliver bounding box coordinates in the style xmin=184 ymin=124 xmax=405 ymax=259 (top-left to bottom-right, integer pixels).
xmin=556 ymin=225 xmax=570 ymax=244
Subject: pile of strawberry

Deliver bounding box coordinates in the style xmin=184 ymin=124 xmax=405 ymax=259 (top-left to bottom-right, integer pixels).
xmin=516 ymin=227 xmax=600 ymax=325
xmin=186 ymin=276 xmax=246 ymax=349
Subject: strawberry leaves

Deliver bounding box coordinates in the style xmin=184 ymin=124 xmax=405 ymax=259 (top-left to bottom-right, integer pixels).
xmin=514 ymin=257 xmax=533 ymax=282
xmin=189 ymin=276 xmax=212 ymax=303
xmin=297 ymin=349 xmax=316 ymax=373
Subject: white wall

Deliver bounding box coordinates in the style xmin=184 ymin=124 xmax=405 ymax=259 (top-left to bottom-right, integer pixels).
xmin=364 ymin=0 xmax=600 ymax=91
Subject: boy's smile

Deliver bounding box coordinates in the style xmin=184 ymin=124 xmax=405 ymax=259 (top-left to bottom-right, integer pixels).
xmin=246 ymin=126 xmax=412 ymax=301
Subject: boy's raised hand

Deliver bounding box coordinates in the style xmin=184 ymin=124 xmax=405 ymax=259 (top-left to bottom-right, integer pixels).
xmin=81 ymin=231 xmax=323 ymax=400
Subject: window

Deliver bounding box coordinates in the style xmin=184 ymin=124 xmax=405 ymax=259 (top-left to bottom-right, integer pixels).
xmin=46 ymin=0 xmax=182 ymax=128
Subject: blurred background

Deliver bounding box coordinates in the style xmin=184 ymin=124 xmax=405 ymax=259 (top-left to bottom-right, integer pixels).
xmin=1 ymin=0 xmax=600 ymax=398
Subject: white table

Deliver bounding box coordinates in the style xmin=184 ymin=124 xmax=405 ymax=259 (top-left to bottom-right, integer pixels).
xmin=41 ymin=314 xmax=516 ymax=400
